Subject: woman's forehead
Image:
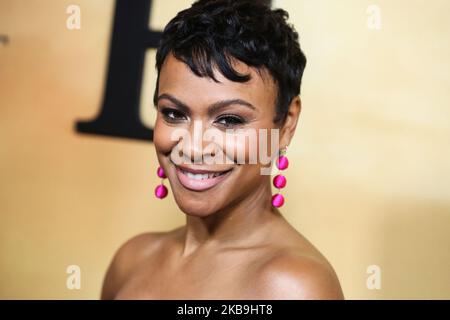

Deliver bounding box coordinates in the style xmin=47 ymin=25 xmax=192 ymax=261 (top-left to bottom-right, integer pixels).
xmin=158 ymin=53 xmax=277 ymax=108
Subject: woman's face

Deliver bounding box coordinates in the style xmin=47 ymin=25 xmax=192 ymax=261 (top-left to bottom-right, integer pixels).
xmin=154 ymin=53 xmax=283 ymax=217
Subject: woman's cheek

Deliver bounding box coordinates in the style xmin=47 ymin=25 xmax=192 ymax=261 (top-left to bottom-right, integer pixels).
xmin=223 ymin=130 xmax=268 ymax=166
xmin=153 ymin=119 xmax=175 ymax=155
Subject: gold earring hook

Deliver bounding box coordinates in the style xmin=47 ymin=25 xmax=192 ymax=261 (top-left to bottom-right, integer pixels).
xmin=279 ymin=146 xmax=288 ymax=156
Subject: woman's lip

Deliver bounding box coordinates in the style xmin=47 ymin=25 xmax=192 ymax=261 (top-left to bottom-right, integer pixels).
xmin=175 ymin=166 xmax=233 ymax=191
xmin=175 ymin=165 xmax=232 ymax=174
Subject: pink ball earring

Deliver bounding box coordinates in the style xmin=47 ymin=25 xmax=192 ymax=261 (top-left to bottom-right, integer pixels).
xmin=272 ymin=146 xmax=289 ymax=208
xmin=154 ymin=166 xmax=168 ymax=199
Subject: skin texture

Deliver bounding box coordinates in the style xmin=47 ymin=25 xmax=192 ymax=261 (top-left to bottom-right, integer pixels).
xmin=101 ymin=53 xmax=344 ymax=300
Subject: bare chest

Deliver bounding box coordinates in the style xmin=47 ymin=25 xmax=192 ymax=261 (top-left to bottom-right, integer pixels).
xmin=114 ymin=251 xmax=264 ymax=299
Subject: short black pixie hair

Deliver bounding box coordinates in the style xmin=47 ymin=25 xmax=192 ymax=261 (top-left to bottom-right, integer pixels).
xmin=154 ymin=0 xmax=307 ymax=124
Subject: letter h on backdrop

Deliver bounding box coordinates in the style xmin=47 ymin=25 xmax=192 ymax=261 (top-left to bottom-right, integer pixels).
xmin=75 ymin=0 xmax=272 ymax=143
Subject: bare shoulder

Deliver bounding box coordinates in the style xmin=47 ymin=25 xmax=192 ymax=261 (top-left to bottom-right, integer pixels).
xmin=100 ymin=230 xmax=174 ymax=299
xmin=252 ymin=249 xmax=344 ymax=299
xmin=252 ymin=247 xmax=344 ymax=300
xmin=246 ymin=216 xmax=344 ymax=299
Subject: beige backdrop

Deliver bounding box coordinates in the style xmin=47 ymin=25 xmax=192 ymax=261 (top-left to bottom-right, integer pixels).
xmin=1 ymin=0 xmax=449 ymax=299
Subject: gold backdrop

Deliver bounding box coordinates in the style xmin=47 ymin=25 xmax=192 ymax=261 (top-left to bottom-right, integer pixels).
xmin=1 ymin=0 xmax=449 ymax=299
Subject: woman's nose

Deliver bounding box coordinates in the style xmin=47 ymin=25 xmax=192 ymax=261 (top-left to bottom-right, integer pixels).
xmin=177 ymin=120 xmax=216 ymax=164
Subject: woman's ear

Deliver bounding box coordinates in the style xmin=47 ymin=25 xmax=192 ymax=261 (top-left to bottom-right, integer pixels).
xmin=279 ymin=96 xmax=302 ymax=148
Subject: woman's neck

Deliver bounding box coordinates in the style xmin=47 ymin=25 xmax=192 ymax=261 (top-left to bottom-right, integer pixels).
xmin=179 ymin=180 xmax=282 ymax=256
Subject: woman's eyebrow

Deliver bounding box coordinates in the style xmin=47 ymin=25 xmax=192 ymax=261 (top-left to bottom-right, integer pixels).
xmin=157 ymin=93 xmax=256 ymax=116
xmin=156 ymin=93 xmax=190 ymax=115
xmin=207 ymin=99 xmax=256 ymax=116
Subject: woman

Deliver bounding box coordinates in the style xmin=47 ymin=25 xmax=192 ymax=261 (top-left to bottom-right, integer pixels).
xmin=101 ymin=0 xmax=344 ymax=299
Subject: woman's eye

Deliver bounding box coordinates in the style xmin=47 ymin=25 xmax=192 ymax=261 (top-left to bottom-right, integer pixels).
xmin=215 ymin=115 xmax=246 ymax=127
xmin=161 ymin=108 xmax=186 ymax=122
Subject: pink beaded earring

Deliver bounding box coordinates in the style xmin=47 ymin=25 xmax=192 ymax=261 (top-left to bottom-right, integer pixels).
xmin=154 ymin=166 xmax=168 ymax=199
xmin=272 ymin=146 xmax=289 ymax=208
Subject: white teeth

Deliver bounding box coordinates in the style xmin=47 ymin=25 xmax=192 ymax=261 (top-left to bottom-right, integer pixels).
xmin=182 ymin=170 xmax=223 ymax=180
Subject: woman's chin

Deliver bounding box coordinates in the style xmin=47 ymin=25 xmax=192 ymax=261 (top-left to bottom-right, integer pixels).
xmin=174 ymin=195 xmax=221 ymax=217
xmin=180 ymin=207 xmax=216 ymax=218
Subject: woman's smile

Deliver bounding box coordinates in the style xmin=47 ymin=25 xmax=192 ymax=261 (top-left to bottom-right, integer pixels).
xmin=174 ymin=164 xmax=234 ymax=191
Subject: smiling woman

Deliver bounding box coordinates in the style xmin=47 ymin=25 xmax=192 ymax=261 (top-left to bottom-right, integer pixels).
xmin=101 ymin=0 xmax=343 ymax=300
